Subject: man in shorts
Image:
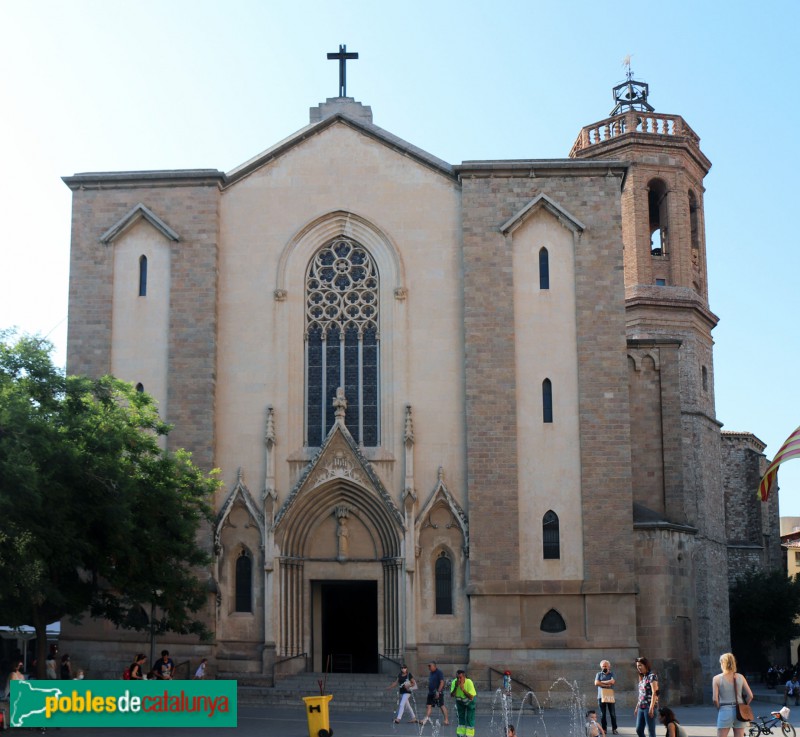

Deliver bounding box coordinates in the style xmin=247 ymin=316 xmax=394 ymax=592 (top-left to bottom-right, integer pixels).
xmin=422 ymin=661 xmax=450 ymax=726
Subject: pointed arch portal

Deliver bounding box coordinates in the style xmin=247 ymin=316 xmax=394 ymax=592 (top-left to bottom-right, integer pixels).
xmin=274 ymin=451 xmax=404 ymax=671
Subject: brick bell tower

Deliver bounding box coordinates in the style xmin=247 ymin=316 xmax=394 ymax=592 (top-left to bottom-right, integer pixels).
xmin=570 ymin=62 xmax=728 ymax=702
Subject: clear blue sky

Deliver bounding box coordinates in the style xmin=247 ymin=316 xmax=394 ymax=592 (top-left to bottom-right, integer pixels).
xmin=2 ymin=0 xmax=798 ymax=511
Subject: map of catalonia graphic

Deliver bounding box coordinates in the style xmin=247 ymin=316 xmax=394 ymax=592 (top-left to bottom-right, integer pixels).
xmin=9 ymin=681 xmax=63 ymax=727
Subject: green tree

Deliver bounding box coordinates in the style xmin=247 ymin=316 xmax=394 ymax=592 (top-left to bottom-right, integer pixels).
xmin=729 ymin=568 xmax=800 ymax=671
xmin=0 ymin=332 xmax=220 ymax=677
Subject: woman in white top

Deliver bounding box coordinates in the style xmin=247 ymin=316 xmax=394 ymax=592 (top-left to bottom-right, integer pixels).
xmin=713 ymin=652 xmax=754 ymax=737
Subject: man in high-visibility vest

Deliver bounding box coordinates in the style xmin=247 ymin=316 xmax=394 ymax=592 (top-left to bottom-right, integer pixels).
xmin=450 ymin=669 xmax=477 ymax=737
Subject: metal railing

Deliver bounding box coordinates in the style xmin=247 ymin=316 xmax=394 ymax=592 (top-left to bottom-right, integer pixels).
xmin=273 ymin=651 xmax=308 ymax=682
xmin=487 ymin=667 xmax=535 ymax=697
xmin=379 ymin=653 xmax=403 ymax=675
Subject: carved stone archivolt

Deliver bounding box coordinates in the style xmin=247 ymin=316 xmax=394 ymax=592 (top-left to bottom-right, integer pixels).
xmin=311 ymin=449 xmax=366 ymax=489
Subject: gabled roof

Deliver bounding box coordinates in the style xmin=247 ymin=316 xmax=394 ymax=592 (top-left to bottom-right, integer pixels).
xmin=99 ymin=203 xmax=180 ymax=244
xmin=213 ymin=469 xmax=264 ymax=554
xmin=500 ymin=193 xmax=585 ymax=236
xmin=416 ymin=467 xmax=469 ymax=556
xmin=225 ymin=113 xmax=457 ymax=187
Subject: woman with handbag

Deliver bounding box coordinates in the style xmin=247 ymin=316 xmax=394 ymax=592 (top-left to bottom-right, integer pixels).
xmin=713 ymin=652 xmax=754 ymax=737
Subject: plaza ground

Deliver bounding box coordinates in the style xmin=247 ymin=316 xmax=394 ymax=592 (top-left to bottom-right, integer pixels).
xmin=30 ymin=684 xmax=795 ymax=736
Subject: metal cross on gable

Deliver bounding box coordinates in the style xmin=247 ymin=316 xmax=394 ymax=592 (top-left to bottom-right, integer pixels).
xmin=327 ymin=44 xmax=358 ymax=98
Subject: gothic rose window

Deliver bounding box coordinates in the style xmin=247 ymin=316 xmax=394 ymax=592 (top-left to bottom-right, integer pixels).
xmin=305 ymin=237 xmax=380 ymax=446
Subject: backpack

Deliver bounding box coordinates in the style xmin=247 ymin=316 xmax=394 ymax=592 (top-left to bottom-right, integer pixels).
xmin=122 ymin=666 xmax=131 ymax=680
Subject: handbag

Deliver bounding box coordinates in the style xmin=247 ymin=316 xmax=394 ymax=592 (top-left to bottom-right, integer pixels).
xmin=734 ymin=673 xmax=753 ymax=722
xmin=600 ymin=687 xmax=615 ymax=703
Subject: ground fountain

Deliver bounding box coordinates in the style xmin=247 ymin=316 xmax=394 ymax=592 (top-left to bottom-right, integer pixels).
xmin=485 ymin=676 xmax=587 ymax=737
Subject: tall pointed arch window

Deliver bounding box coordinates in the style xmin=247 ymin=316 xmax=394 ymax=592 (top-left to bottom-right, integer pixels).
xmin=235 ymin=549 xmax=252 ymax=613
xmin=305 ymin=237 xmax=380 ymax=447
xmin=435 ymin=551 xmax=453 ymax=615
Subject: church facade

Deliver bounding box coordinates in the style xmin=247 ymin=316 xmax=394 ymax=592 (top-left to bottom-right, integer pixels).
xmin=61 ymin=81 xmax=779 ymax=702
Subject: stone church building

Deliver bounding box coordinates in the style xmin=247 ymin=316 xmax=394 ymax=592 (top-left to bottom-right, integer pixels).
xmin=61 ymin=73 xmax=780 ymax=702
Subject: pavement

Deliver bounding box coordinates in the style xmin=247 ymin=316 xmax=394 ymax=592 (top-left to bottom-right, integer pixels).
xmin=11 ymin=683 xmax=798 ymax=736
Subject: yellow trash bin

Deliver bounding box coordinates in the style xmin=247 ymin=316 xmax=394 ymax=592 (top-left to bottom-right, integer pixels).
xmin=303 ymin=694 xmax=333 ymax=737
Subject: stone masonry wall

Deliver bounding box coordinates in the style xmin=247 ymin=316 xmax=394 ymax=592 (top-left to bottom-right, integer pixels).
xmin=64 ymin=174 xmax=222 ymax=470
xmin=458 ymin=164 xmax=635 ymax=589
xmin=458 ymin=162 xmax=638 ymax=678
xmin=722 ymin=432 xmax=781 ymax=579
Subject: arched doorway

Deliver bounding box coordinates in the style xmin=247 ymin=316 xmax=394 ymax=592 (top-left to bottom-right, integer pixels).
xmin=273 ymin=426 xmax=405 ymax=672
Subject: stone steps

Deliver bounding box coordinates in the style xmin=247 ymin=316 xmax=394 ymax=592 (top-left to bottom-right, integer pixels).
xmin=229 ymin=672 xmax=403 ymax=709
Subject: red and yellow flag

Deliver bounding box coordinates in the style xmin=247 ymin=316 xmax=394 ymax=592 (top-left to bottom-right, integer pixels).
xmin=758 ymin=425 xmax=800 ymax=501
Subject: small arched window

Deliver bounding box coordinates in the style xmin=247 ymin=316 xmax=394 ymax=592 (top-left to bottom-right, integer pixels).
xmin=235 ymin=549 xmax=252 ymax=613
xmin=540 ymin=608 xmax=566 ymax=633
xmin=435 ymin=551 xmax=453 ymax=615
xmin=138 ymin=255 xmax=148 ymax=297
xmin=543 ymin=510 xmax=560 ymax=559
xmin=539 ymin=247 xmax=550 ymax=290
xmin=542 ymin=379 xmax=553 ymax=423
xmin=702 ymin=366 xmax=708 ymax=392
xmin=135 ymin=383 xmax=144 ymax=393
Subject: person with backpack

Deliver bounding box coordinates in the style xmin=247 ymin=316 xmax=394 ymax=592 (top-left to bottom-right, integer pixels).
xmin=128 ymin=654 xmax=146 ymax=680
xmin=658 ymin=707 xmax=687 ymax=737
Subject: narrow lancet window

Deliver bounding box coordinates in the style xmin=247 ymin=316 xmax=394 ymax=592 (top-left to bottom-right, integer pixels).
xmin=305 ymin=237 xmax=380 ymax=446
xmin=539 ymin=247 xmax=550 ymax=290
xmin=542 ymin=379 xmax=553 ymax=423
xmin=138 ymin=255 xmax=148 ymax=296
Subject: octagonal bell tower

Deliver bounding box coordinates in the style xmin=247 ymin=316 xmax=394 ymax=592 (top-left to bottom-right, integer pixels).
xmin=570 ymin=64 xmax=728 ymax=701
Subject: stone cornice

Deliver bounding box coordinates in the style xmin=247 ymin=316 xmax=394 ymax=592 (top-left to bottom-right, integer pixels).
xmin=456 ymin=159 xmax=629 ymax=183
xmin=625 ymin=292 xmax=719 ymax=330
xmin=62 ymin=169 xmax=225 ymax=190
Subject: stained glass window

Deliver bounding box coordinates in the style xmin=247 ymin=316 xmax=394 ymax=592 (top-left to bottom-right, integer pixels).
xmin=305 ymin=238 xmax=380 ymax=446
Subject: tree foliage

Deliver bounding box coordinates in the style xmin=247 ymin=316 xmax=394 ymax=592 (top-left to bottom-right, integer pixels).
xmin=729 ymin=568 xmax=800 ymax=670
xmin=0 ymin=332 xmax=220 ymax=675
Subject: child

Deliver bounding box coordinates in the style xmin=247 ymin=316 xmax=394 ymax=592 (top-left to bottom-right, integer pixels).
xmin=587 ymin=709 xmax=606 ymax=737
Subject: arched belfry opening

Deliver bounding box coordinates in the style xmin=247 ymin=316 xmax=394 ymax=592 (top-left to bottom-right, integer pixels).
xmin=273 ymin=393 xmax=404 ymax=672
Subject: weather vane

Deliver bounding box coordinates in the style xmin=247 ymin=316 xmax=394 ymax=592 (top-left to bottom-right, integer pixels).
xmin=622 ymin=54 xmax=633 ymax=80
xmin=611 ymin=53 xmax=654 ymax=115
